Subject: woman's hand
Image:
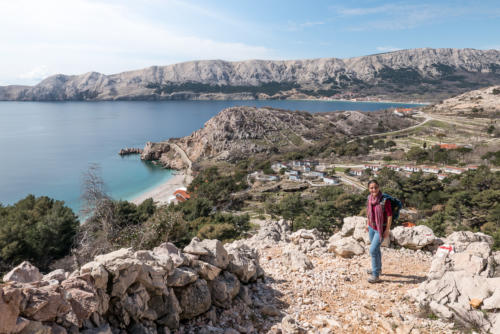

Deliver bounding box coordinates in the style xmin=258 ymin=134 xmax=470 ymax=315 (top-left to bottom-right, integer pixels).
xmin=383 ymin=229 xmax=390 ymax=240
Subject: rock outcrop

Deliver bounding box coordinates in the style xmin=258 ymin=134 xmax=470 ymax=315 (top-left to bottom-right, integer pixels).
xmin=1 ymin=48 xmax=500 ymax=102
xmin=407 ymin=231 xmax=500 ymax=333
xmin=0 ymin=240 xmax=263 ymax=334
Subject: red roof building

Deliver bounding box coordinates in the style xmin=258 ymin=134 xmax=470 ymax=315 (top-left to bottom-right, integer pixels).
xmin=440 ymin=144 xmax=458 ymax=150
xmin=173 ymin=189 xmax=190 ymax=202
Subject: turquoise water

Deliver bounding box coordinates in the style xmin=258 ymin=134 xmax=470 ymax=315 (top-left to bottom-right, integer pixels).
xmin=0 ymin=100 xmax=422 ymax=213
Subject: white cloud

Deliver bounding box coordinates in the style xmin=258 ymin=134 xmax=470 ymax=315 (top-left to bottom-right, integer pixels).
xmin=18 ymin=66 xmax=53 ymax=81
xmin=286 ymin=20 xmax=325 ymax=32
xmin=0 ymin=0 xmax=273 ymax=85
xmin=334 ymin=3 xmax=484 ymax=31
xmin=376 ymin=46 xmax=402 ymax=52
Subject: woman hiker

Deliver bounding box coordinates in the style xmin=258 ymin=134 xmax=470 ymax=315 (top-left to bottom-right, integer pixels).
xmin=366 ymin=179 xmax=392 ymax=283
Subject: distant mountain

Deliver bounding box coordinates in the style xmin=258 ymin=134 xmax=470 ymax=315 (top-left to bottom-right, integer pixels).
xmin=1 ymin=48 xmax=500 ymax=102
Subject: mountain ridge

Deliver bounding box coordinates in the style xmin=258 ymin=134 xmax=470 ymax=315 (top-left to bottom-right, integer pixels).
xmin=1 ymin=48 xmax=500 ymax=102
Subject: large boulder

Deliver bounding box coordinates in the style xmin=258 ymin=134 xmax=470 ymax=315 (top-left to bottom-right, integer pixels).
xmin=184 ymin=238 xmax=230 ymax=270
xmin=444 ymin=231 xmax=493 ymax=252
xmin=341 ymin=217 xmax=370 ymax=245
xmin=208 ymin=271 xmax=240 ymax=308
xmin=391 ymin=225 xmax=435 ymax=250
xmin=327 ymin=235 xmax=364 ymax=258
xmin=3 ymin=261 xmax=43 ymax=283
xmin=174 ymin=279 xmax=212 ymax=320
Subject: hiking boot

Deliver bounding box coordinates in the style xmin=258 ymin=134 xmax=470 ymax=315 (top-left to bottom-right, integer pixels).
xmin=368 ymin=276 xmax=381 ymax=284
xmin=366 ymin=268 xmax=372 ymax=275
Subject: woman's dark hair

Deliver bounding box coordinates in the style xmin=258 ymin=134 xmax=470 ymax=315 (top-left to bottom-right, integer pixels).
xmin=367 ymin=179 xmax=379 ymax=187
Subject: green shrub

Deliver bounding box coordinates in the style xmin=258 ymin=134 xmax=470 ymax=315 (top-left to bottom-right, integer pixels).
xmin=0 ymin=195 xmax=79 ymax=272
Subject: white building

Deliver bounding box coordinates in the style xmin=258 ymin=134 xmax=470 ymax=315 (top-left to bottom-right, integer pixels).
xmin=421 ymin=166 xmax=440 ymax=174
xmin=323 ymin=177 xmax=339 ymax=185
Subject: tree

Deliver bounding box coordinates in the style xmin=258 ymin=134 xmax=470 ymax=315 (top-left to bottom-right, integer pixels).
xmin=0 ymin=195 xmax=78 ymax=272
xmin=74 ymin=164 xmax=117 ymax=265
xmin=279 ymin=194 xmax=304 ymax=228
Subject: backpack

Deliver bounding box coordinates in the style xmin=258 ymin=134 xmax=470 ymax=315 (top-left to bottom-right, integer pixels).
xmin=380 ymin=193 xmax=403 ymax=225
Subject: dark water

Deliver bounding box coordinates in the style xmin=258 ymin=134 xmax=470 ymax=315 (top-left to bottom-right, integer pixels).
xmin=0 ymin=100 xmax=422 ymax=213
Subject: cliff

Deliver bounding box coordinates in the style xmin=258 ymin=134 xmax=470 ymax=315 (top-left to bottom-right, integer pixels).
xmin=2 ymin=48 xmax=500 ymax=102
xmin=140 ymin=106 xmax=418 ymax=168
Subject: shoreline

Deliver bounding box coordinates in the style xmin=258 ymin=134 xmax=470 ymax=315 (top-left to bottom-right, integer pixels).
xmin=131 ymin=172 xmax=187 ymax=206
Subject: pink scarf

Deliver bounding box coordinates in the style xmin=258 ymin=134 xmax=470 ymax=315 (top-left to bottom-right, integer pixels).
xmin=367 ymin=191 xmax=384 ymax=240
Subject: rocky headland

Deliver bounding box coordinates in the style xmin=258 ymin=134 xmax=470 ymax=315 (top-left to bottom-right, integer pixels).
xmin=139 ymin=106 xmax=418 ymax=169
xmin=1 ymin=217 xmax=499 ymax=333
xmin=1 ymin=48 xmax=500 ymax=102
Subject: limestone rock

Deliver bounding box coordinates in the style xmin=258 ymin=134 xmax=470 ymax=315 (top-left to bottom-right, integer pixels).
xmin=283 ymin=248 xmax=313 ymax=271
xmin=18 ymin=320 xmax=53 ymax=334
xmin=191 ymin=260 xmax=221 ymax=281
xmin=167 ymin=267 xmax=198 ymax=287
xmin=184 ymin=238 xmax=229 ymax=269
xmin=327 ymin=236 xmax=364 ymax=258
xmin=153 ymin=242 xmax=187 ymax=268
xmin=21 ymin=284 xmax=71 ymax=322
xmin=444 ymin=231 xmax=494 ymax=252
xmin=3 ymin=261 xmax=43 ymax=283
xmin=61 ymin=276 xmax=102 ymax=326
xmin=42 ymin=269 xmax=67 ymax=283
xmin=451 ymin=252 xmax=487 ymax=275
xmin=0 ymin=286 xmax=23 ymax=333
xmin=80 ymin=261 xmax=109 ymax=290
xmin=174 ymin=279 xmax=212 ymax=320
xmin=483 ymin=289 xmax=500 ymax=311
xmin=224 ymin=243 xmax=260 ymax=283
xmin=81 ymin=324 xmax=112 ymax=334
xmin=208 ymin=271 xmax=240 ymax=308
xmin=154 ymin=289 xmax=181 ymax=329
xmin=141 ymin=142 xmax=170 ymax=161
xmin=391 ymin=225 xmax=435 ymax=250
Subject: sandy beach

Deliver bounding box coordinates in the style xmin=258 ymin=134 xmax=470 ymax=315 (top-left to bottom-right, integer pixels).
xmin=131 ymin=172 xmax=187 ymax=205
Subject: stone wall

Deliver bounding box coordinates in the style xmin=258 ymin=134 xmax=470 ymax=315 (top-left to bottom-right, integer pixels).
xmin=0 ymin=239 xmax=262 ymax=334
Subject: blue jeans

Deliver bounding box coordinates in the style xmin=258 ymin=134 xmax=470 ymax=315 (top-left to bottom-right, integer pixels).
xmin=368 ymin=226 xmax=382 ymax=277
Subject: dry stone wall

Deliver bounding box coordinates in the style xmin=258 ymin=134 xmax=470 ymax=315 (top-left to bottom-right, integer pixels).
xmin=0 ymin=239 xmax=262 ymax=334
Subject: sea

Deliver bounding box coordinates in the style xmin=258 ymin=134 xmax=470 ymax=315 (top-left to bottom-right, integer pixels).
xmin=0 ymin=100 xmax=422 ymax=214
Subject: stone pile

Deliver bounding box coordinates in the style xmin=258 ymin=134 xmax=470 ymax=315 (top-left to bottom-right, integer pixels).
xmin=407 ymin=231 xmax=500 ymax=333
xmin=0 ymin=238 xmax=263 ymax=334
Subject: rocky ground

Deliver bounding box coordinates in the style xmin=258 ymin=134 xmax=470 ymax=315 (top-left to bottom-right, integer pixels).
xmin=1 ymin=217 xmax=499 ymax=334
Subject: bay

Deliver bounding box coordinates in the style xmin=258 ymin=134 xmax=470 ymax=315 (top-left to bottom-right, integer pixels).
xmin=0 ymin=100 xmax=422 ymax=213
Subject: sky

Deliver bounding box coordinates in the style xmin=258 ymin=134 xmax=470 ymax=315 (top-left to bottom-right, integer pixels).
xmin=1 ymin=0 xmax=500 ymax=85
